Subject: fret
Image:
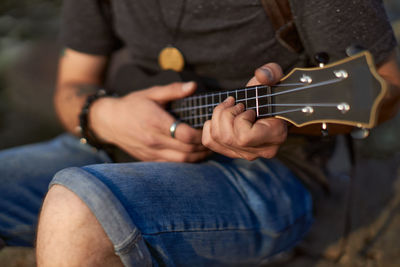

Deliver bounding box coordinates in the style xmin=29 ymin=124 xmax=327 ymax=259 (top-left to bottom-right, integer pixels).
xmin=189 ymin=96 xmax=194 ymax=126
xmin=198 ymin=96 xmax=203 ymax=126
xmin=193 ymin=96 xmax=199 ymax=126
xmin=245 ymin=88 xmax=248 ymax=110
xmin=266 ymin=86 xmax=273 ymax=117
xmin=179 ymin=99 xmax=186 ymax=123
xmin=201 ymin=95 xmax=207 ymax=125
xmin=222 ymin=91 xmax=229 ymax=102
xmin=185 ymin=98 xmax=190 ymax=124
xmin=204 ymin=94 xmax=208 ymax=123
xmin=237 ymin=89 xmax=246 ymax=106
xmin=257 ymin=86 xmax=271 ymax=117
xmin=214 ymin=93 xmax=220 ymax=111
xmin=207 ymin=95 xmax=214 ymax=120
xmin=246 ymin=88 xmax=256 ymax=110
xmin=228 ymin=91 xmax=236 ymax=103
xmin=255 ymin=86 xmax=259 ymax=117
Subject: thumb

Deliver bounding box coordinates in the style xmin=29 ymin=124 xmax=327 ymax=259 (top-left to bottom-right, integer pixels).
xmin=145 ymin=81 xmax=197 ymax=103
xmin=253 ymin=63 xmax=283 ymax=86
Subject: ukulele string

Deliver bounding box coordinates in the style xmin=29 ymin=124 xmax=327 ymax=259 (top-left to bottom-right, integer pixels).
xmin=180 ymin=103 xmax=344 ymax=123
xmin=189 ymin=105 xmax=342 ymax=128
xmin=188 ymin=107 xmax=306 ymax=128
xmin=170 ymin=77 xmax=344 ymax=114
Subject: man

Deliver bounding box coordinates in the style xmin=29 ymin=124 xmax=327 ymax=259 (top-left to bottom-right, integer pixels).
xmin=1 ymin=0 xmax=399 ymax=266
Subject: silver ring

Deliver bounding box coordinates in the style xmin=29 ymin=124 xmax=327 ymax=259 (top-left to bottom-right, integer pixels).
xmin=169 ymin=120 xmax=181 ymax=138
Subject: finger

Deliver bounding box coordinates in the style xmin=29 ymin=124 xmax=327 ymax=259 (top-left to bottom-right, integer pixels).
xmin=144 ymin=103 xmax=203 ymax=146
xmin=146 ymin=132 xmax=209 ymax=153
xmin=210 ymin=96 xmax=235 ymax=137
xmin=235 ymin=144 xmax=281 ymax=159
xmin=249 ymin=118 xmax=288 ymax=146
xmin=220 ymin=102 xmax=246 ymax=130
xmin=162 ymin=118 xmax=205 ymax=145
xmin=203 ymin=120 xmax=279 ymax=160
xmin=232 ymin=109 xmax=257 ymax=145
xmin=173 ymin=123 xmax=204 ymax=145
xmin=202 ymin=121 xmax=242 ymax=159
xmin=154 ymin=149 xmax=213 ymax=163
xmin=203 ymin=128 xmax=265 ymax=160
xmin=255 ymin=63 xmax=283 ymax=85
xmin=246 ymin=76 xmax=260 ymax=87
xmin=211 ymin=96 xmax=241 ymax=129
xmin=143 ymin=82 xmax=197 ymax=104
xmin=211 ymin=101 xmax=245 ymax=148
xmin=248 ymin=63 xmax=283 ymax=86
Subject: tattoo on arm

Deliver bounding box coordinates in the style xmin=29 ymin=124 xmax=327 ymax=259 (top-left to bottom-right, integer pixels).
xmin=75 ymin=84 xmax=101 ymax=96
xmin=60 ymin=48 xmax=67 ymax=57
xmin=63 ymin=83 xmax=101 ymax=99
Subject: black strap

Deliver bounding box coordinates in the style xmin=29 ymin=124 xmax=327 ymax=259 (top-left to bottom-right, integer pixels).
xmin=260 ymin=0 xmax=304 ymax=53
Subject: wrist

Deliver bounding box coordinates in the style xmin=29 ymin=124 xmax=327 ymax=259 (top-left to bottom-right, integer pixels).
xmin=78 ymin=89 xmax=117 ymax=149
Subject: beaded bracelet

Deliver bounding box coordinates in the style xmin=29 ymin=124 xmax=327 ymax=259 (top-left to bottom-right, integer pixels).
xmin=78 ymin=89 xmax=114 ymax=150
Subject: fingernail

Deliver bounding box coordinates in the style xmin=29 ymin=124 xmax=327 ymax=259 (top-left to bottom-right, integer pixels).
xmin=260 ymin=67 xmax=274 ymax=81
xmin=224 ymin=96 xmax=233 ymax=103
xmin=182 ymin=82 xmax=195 ymax=92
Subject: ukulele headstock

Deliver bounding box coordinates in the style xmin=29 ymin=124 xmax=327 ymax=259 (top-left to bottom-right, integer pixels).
xmin=272 ymin=51 xmax=387 ymax=129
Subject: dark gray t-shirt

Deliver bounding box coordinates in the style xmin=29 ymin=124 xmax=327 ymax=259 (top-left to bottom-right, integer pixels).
xmin=60 ymin=0 xmax=396 ymax=92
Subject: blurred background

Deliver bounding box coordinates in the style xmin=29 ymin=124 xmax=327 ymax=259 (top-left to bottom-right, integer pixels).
xmin=0 ymin=0 xmax=62 ymax=150
xmin=0 ymin=0 xmax=399 ymax=266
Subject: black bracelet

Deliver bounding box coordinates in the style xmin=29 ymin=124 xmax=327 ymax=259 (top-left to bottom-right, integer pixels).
xmin=78 ymin=89 xmax=114 ymax=149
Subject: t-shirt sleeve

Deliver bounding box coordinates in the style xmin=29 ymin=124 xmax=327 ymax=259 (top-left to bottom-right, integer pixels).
xmin=290 ymin=0 xmax=397 ymax=65
xmin=60 ymin=0 xmax=121 ymax=55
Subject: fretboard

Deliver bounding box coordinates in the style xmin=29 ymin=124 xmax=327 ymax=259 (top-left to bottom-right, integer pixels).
xmin=169 ymin=85 xmax=273 ymax=128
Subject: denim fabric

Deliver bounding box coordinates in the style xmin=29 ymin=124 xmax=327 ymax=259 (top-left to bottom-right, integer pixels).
xmin=0 ymin=134 xmax=111 ymax=246
xmin=51 ymin=155 xmax=313 ymax=266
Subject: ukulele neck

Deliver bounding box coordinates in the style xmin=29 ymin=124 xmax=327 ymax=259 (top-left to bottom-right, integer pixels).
xmin=169 ymin=85 xmax=273 ymax=128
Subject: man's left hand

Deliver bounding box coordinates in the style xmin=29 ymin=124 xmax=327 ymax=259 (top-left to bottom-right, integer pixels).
xmin=202 ymin=63 xmax=288 ymax=160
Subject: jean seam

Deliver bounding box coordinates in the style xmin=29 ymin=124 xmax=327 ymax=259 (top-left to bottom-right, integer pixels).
xmin=114 ymin=229 xmax=141 ymax=254
xmin=143 ymin=208 xmax=313 ymax=238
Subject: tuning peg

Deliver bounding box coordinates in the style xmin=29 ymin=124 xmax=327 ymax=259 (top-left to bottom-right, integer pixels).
xmin=351 ymin=127 xmax=370 ymax=139
xmin=321 ymin=122 xmax=329 ymax=136
xmin=314 ymin=52 xmax=330 ymax=67
xmin=345 ymin=45 xmax=366 ymax=57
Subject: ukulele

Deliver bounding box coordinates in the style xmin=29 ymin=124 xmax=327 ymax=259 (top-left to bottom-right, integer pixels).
xmin=168 ymin=51 xmax=387 ymax=135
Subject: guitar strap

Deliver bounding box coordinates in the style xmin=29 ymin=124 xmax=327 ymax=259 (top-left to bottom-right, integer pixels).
xmin=260 ymin=0 xmax=304 ymax=54
xmin=260 ymin=1 xmax=332 ymax=192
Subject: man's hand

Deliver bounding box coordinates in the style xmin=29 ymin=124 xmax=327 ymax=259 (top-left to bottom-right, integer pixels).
xmin=90 ymin=82 xmax=211 ymax=162
xmin=202 ymin=63 xmax=287 ymax=160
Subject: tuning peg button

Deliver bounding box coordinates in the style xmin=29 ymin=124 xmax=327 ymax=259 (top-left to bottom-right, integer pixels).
xmin=321 ymin=122 xmax=329 ymax=136
xmin=300 ymin=74 xmax=312 ymax=84
xmin=314 ymin=52 xmax=330 ymax=67
xmin=345 ymin=45 xmax=366 ymax=57
xmin=351 ymin=127 xmax=370 ymax=139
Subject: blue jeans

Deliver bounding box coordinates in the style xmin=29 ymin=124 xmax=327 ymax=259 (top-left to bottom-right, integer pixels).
xmin=0 ymin=134 xmax=111 ymax=246
xmin=0 ymin=134 xmax=313 ymax=266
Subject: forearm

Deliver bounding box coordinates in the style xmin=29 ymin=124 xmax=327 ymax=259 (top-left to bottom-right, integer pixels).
xmin=54 ymin=48 xmax=109 ymax=135
xmin=54 ymin=83 xmax=101 ymax=135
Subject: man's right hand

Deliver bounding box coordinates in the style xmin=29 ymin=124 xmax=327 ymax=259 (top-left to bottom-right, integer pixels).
xmin=89 ymin=82 xmax=211 ymax=162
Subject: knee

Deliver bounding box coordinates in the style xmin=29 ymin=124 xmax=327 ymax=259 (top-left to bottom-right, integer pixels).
xmin=36 ymin=185 xmax=90 ymax=264
xmin=37 ymin=184 xmax=90 ymax=233
xmin=36 ymin=185 xmax=120 ymax=266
